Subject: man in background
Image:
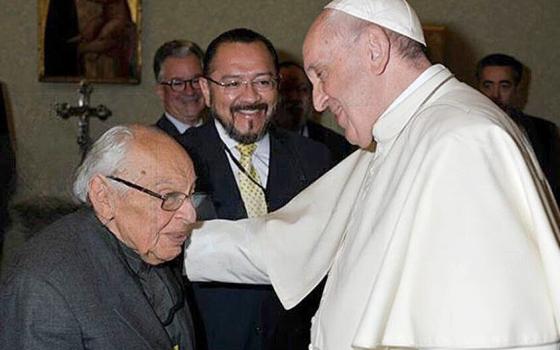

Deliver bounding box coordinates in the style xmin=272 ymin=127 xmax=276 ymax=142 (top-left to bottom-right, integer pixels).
xmin=1 ymin=125 xmax=197 ymax=350
xmin=476 ymin=53 xmax=560 ymax=201
xmin=154 ymin=40 xmax=207 ymax=137
xmin=178 ymin=28 xmax=331 ymax=350
xmin=275 ymin=61 xmax=355 ymax=163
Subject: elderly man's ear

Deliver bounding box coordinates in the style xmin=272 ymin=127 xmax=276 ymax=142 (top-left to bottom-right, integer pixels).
xmin=89 ymin=175 xmax=116 ymax=223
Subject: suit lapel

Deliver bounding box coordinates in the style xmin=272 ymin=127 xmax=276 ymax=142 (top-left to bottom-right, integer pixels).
xmin=79 ymin=211 xmax=173 ymax=350
xmin=156 ymin=114 xmax=181 ymax=137
xmin=203 ymin=123 xmax=248 ymax=219
xmin=306 ymin=121 xmax=323 ymax=142
xmin=267 ymin=129 xmax=307 ymax=211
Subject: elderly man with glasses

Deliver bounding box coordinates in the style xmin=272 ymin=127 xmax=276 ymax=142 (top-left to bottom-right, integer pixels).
xmin=0 ymin=125 xmax=198 ymax=350
xmin=176 ymin=28 xmax=332 ymax=350
xmin=154 ymin=39 xmax=207 ymax=136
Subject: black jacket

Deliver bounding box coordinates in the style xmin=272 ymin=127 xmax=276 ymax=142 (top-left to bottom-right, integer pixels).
xmin=0 ymin=208 xmax=195 ymax=350
xmin=177 ymin=121 xmax=331 ymax=350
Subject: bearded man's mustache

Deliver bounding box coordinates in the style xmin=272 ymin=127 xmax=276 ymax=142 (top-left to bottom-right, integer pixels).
xmin=231 ymin=103 xmax=268 ymax=113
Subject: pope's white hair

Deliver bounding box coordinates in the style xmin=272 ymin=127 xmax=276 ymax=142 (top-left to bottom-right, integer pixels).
xmin=72 ymin=125 xmax=134 ymax=204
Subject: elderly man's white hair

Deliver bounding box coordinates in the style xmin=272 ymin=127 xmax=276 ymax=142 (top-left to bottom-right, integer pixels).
xmin=325 ymin=0 xmax=426 ymax=45
xmin=72 ymin=125 xmax=134 ymax=204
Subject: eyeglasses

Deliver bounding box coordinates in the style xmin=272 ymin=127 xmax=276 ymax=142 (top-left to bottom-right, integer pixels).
xmin=160 ymin=77 xmax=201 ymax=92
xmin=205 ymin=76 xmax=278 ymax=92
xmin=107 ymin=176 xmax=196 ymax=212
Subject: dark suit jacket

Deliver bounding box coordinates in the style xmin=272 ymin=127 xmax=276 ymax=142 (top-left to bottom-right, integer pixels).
xmin=0 ymin=208 xmax=195 ymax=350
xmin=511 ymin=111 xmax=560 ymax=202
xmin=177 ymin=122 xmax=331 ymax=350
xmin=156 ymin=114 xmax=182 ymax=137
xmin=306 ymin=120 xmax=357 ymax=164
xmin=0 ymin=83 xmax=15 ymax=244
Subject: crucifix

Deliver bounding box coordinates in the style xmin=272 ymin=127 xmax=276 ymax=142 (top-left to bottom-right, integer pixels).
xmin=55 ymin=80 xmax=111 ymax=163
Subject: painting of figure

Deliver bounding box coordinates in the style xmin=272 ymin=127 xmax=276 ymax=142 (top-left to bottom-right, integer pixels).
xmin=39 ymin=0 xmax=141 ymax=84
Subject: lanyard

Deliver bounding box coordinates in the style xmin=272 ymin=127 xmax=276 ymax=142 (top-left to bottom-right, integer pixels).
xmin=222 ymin=141 xmax=267 ymax=194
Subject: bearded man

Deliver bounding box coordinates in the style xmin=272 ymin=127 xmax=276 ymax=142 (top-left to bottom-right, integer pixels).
xmin=177 ymin=28 xmax=331 ymax=350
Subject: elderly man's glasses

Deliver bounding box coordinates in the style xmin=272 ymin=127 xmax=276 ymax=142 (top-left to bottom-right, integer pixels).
xmin=205 ymin=76 xmax=278 ymax=92
xmin=160 ymin=77 xmax=201 ymax=92
xmin=107 ymin=176 xmax=195 ymax=212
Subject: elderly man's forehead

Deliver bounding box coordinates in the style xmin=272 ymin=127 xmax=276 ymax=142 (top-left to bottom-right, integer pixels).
xmin=128 ymin=129 xmax=190 ymax=164
xmin=123 ymin=141 xmax=193 ymax=184
xmin=303 ymin=21 xmax=340 ymax=76
xmin=304 ymin=10 xmax=349 ymax=52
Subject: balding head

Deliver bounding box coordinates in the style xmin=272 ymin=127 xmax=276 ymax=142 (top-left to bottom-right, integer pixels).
xmin=73 ymin=124 xmax=193 ymax=204
xmin=122 ymin=125 xmax=194 ymax=181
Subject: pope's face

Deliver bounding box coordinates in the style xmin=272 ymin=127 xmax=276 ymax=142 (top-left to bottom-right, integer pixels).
xmin=156 ymin=55 xmax=205 ymax=126
xmin=303 ymin=15 xmax=376 ymax=148
xmin=478 ymin=65 xmax=518 ymax=111
xmin=200 ymin=41 xmax=278 ymax=144
xmin=107 ymin=135 xmax=197 ymax=265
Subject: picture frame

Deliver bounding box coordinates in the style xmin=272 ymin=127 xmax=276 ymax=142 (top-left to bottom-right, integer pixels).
xmin=422 ymin=25 xmax=446 ymax=65
xmin=38 ymin=0 xmax=142 ymax=84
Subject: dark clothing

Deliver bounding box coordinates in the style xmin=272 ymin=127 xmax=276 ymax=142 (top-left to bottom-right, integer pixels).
xmin=155 ymin=111 xmax=208 ymax=137
xmin=0 ymin=135 xmax=14 ymax=244
xmin=509 ymin=110 xmax=560 ymax=203
xmin=0 ymin=83 xmax=15 ymax=244
xmin=116 ymin=236 xmax=191 ymax=348
xmin=43 ymin=0 xmax=80 ymax=77
xmin=156 ymin=114 xmax=182 ymax=137
xmin=306 ymin=120 xmax=357 ymax=164
xmin=177 ymin=122 xmax=331 ymax=350
xmin=0 ymin=208 xmax=195 ymax=350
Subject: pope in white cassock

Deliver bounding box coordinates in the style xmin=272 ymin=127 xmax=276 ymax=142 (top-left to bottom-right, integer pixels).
xmin=184 ymin=0 xmax=560 ymax=349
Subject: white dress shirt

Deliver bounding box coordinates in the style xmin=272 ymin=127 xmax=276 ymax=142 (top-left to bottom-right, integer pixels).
xmin=214 ymin=119 xmax=270 ymax=188
xmin=165 ymin=113 xmax=203 ymax=134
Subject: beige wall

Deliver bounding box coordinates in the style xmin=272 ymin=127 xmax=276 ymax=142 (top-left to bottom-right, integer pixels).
xmin=411 ymin=0 xmax=560 ymax=117
xmin=0 ymin=0 xmax=558 ymax=200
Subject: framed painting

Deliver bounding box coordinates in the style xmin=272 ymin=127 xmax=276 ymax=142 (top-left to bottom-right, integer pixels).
xmin=38 ymin=0 xmax=142 ymax=84
xmin=422 ymin=25 xmax=446 ymax=65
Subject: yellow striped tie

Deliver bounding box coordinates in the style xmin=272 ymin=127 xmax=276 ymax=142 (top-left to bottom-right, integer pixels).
xmin=236 ymin=143 xmax=267 ymax=217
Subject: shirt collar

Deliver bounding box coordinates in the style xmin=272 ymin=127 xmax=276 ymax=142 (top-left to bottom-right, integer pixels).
xmin=372 ymin=64 xmax=453 ymax=143
xmin=165 ymin=113 xmax=202 ymax=134
xmin=214 ymin=119 xmax=270 ymax=154
xmin=383 ymin=64 xmax=446 ymax=116
xmin=117 ymin=237 xmax=150 ymax=275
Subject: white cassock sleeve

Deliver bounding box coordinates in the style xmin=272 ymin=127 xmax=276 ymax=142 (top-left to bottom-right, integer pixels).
xmin=185 ymin=149 xmax=370 ymax=304
xmin=184 ymin=217 xmax=270 ymax=284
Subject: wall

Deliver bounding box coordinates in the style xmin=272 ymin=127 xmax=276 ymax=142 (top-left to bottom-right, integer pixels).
xmin=411 ymin=0 xmax=560 ymax=116
xmin=0 ymin=0 xmax=558 ymax=201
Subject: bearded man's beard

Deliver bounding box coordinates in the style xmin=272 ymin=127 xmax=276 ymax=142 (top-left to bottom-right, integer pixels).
xmin=212 ymin=102 xmax=275 ymax=144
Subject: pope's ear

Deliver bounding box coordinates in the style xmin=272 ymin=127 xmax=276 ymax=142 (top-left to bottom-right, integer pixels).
xmin=89 ymin=175 xmax=115 ymax=222
xmin=363 ymin=24 xmax=391 ymax=75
